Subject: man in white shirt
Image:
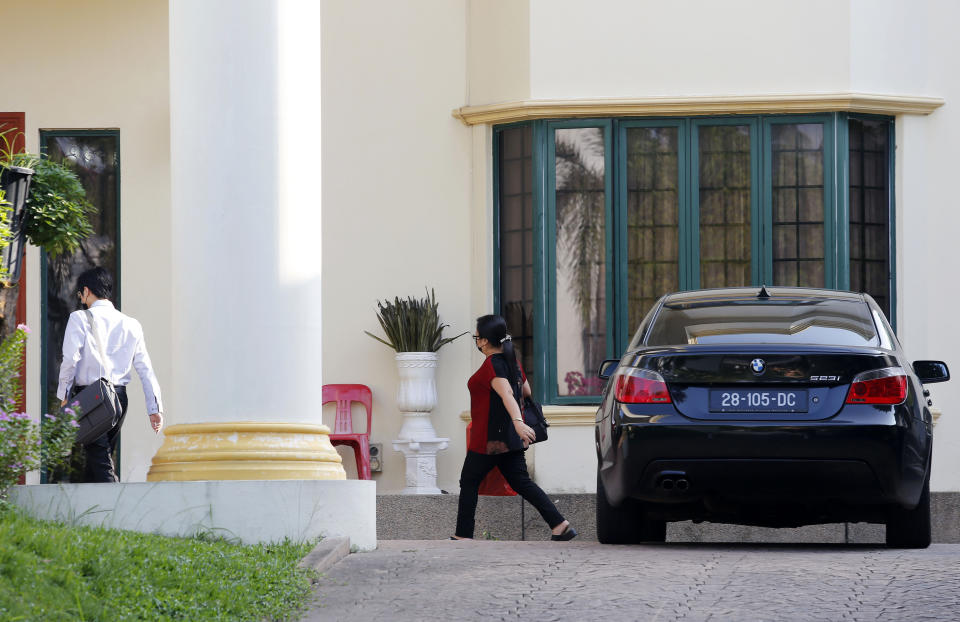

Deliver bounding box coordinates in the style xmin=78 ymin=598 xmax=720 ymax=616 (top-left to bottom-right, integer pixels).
xmin=57 ymin=267 xmax=164 ymax=482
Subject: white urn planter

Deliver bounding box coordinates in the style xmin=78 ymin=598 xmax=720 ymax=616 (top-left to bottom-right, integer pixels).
xmin=395 ymin=352 xmax=440 ymax=440
xmin=392 ymin=352 xmax=449 ymax=494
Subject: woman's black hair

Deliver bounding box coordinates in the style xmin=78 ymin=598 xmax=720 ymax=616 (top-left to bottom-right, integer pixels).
xmin=476 ymin=314 xmax=520 ymax=394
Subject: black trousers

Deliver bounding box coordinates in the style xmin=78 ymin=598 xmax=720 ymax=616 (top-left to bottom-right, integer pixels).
xmin=72 ymin=384 xmax=129 ymax=483
xmin=455 ymin=449 xmax=565 ymax=538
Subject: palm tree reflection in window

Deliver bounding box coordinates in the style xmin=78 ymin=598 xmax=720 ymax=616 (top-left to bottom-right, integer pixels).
xmin=555 ymin=129 xmax=606 ymax=397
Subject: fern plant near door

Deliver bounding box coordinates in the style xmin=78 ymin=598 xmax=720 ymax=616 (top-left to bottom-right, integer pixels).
xmin=365 ymin=288 xmax=467 ymax=441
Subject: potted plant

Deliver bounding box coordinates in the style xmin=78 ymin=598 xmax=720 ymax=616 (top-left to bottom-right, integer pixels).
xmin=365 ymin=288 xmax=466 ymax=441
xmin=0 ymin=127 xmax=94 ymax=340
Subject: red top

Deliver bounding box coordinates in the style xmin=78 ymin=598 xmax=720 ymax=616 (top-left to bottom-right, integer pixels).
xmin=467 ymin=354 xmax=526 ymax=454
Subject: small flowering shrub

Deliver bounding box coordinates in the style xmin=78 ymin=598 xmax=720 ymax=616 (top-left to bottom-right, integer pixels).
xmin=41 ymin=403 xmax=80 ymax=471
xmin=564 ymin=370 xmax=607 ymax=396
xmin=0 ymin=324 xmax=28 ymax=405
xmin=0 ymin=411 xmax=38 ymax=497
xmin=0 ymin=324 xmax=77 ymax=498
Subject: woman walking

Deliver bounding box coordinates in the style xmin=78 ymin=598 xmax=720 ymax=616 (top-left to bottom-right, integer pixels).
xmin=453 ymin=314 xmax=577 ymax=541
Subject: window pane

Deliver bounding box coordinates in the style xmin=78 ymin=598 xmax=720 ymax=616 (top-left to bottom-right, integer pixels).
xmin=848 ymin=118 xmax=891 ymax=316
xmin=771 ymin=123 xmax=825 ymax=287
xmin=698 ymin=125 xmax=751 ymax=288
xmin=646 ymin=298 xmax=879 ymax=347
xmin=555 ymin=127 xmax=606 ymax=397
xmin=626 ymin=126 xmax=679 ymax=332
xmin=498 ymin=126 xmax=535 ymax=384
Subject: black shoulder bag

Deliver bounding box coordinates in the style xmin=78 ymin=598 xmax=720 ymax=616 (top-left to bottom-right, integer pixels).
xmin=73 ymin=310 xmax=121 ymax=445
xmin=512 ymin=372 xmax=548 ymax=445
xmin=520 ymin=396 xmax=549 ymax=444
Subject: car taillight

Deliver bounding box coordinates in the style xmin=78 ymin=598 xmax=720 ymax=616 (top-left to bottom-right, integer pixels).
xmin=845 ymin=367 xmax=908 ymax=405
xmin=613 ymin=369 xmax=672 ymax=404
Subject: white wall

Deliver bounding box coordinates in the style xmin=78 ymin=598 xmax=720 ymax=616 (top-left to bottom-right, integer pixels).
xmin=1 ymin=0 xmax=171 ymax=482
xmin=321 ymin=0 xmax=474 ymax=492
xmin=529 ymin=0 xmax=851 ymax=99
xmin=869 ymin=1 xmax=960 ymax=492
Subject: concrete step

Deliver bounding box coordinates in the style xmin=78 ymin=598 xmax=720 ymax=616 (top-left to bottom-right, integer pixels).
xmin=378 ymin=492 xmax=960 ymax=543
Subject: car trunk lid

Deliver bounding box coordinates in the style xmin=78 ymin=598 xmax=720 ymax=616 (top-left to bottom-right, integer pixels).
xmin=625 ymin=345 xmax=899 ymax=421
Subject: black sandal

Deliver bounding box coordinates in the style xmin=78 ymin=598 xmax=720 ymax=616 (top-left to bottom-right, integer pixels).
xmin=550 ymin=525 xmax=578 ymax=541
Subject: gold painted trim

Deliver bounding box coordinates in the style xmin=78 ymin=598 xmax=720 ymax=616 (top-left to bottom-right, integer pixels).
xmin=162 ymin=422 xmax=332 ymax=435
xmin=453 ymin=93 xmax=945 ymax=125
xmin=460 ymin=405 xmax=596 ymax=427
xmin=542 ymin=405 xmax=596 ymax=427
xmin=933 ymin=408 xmax=942 ymax=427
xmin=147 ymin=421 xmax=346 ymax=482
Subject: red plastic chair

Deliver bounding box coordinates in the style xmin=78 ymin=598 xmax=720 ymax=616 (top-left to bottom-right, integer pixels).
xmin=322 ymin=384 xmax=373 ymax=480
xmin=466 ymin=422 xmax=517 ymax=496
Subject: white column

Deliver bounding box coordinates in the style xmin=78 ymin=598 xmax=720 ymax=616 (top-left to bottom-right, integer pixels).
xmin=169 ymin=0 xmax=322 ymax=422
xmin=154 ymin=0 xmax=339 ymax=480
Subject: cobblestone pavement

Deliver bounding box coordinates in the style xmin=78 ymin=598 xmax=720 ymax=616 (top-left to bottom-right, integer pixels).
xmin=302 ymin=540 xmax=960 ymax=621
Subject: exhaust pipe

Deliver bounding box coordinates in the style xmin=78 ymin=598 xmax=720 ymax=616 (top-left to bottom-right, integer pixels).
xmin=655 ymin=471 xmax=690 ymax=492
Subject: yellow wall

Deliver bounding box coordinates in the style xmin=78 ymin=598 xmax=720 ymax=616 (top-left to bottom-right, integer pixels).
xmin=320 ymin=0 xmax=474 ymax=491
xmin=467 ymin=0 xmax=530 ymax=105
xmin=1 ymin=0 xmax=171 ymax=481
xmin=3 ymin=0 xmax=956 ymax=496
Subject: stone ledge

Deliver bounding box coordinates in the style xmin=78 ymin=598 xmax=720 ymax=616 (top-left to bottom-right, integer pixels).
xmin=378 ymin=492 xmax=960 ymax=543
xmin=10 ymin=480 xmax=377 ymax=550
xmin=299 ymin=536 xmax=351 ymax=573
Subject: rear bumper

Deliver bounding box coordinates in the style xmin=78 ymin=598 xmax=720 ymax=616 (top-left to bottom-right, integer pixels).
xmin=597 ymin=404 xmax=931 ymax=525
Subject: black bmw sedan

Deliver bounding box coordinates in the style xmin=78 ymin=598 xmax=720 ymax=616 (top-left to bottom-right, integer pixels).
xmin=595 ymin=287 xmax=950 ymax=548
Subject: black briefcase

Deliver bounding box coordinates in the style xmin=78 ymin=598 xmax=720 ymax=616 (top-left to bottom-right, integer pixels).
xmin=73 ymin=378 xmax=120 ymax=445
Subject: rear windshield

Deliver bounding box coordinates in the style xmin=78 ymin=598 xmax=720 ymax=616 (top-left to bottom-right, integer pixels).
xmin=641 ymin=298 xmax=880 ymax=348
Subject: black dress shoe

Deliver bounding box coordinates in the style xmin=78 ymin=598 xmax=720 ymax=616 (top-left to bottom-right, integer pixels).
xmin=550 ymin=525 xmax=578 ymax=541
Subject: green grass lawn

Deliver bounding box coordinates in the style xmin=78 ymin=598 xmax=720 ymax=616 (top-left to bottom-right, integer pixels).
xmin=0 ymin=507 xmax=317 ymax=621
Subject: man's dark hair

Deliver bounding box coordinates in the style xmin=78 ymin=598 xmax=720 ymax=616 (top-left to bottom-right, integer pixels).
xmin=77 ymin=267 xmax=113 ymax=300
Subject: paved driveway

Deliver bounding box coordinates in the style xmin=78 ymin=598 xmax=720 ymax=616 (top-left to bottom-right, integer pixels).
xmin=303 ymin=540 xmax=960 ymax=621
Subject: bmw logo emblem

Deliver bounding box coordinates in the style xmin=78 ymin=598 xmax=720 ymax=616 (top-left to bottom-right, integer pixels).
xmin=751 ymin=358 xmax=766 ymax=374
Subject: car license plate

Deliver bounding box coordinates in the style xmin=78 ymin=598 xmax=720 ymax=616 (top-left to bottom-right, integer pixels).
xmin=708 ymin=389 xmax=808 ymax=413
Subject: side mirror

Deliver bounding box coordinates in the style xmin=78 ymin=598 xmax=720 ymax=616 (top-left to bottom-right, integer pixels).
xmin=914 ymin=360 xmax=950 ymax=384
xmin=598 ymin=359 xmax=619 ymax=379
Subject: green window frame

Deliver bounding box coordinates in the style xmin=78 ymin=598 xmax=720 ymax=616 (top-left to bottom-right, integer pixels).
xmin=39 ymin=129 xmax=122 ymax=481
xmin=544 ymin=119 xmax=616 ymax=405
xmin=494 ymin=113 xmax=893 ymax=406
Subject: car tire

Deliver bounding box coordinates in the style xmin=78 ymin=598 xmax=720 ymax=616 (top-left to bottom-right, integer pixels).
xmin=637 ymin=515 xmax=667 ymax=543
xmin=885 ymin=473 xmax=931 ymax=549
xmin=596 ymin=472 xmax=667 ymax=544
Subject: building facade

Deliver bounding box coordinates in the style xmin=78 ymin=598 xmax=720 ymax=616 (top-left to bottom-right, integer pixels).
xmin=3 ymin=0 xmax=958 ymax=494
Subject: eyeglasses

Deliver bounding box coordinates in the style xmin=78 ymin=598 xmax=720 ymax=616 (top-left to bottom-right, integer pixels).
xmin=472 ymin=335 xmax=482 ymax=342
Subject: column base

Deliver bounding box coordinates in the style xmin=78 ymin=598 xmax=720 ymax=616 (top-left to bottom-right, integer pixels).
xmin=147 ymin=422 xmax=346 ymax=481
xmin=392 ymin=438 xmax=449 ymax=494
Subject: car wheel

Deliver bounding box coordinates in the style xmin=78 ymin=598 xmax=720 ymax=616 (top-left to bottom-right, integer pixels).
xmin=637 ymin=515 xmax=667 ymax=543
xmin=596 ymin=472 xmax=666 ymax=544
xmin=885 ymin=473 xmax=931 ymax=549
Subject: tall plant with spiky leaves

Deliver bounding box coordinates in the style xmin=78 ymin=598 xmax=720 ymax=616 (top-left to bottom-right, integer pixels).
xmin=365 ymin=289 xmax=467 ymax=352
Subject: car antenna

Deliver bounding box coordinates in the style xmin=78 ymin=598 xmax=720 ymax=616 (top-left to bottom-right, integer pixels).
xmin=757 ymin=284 xmax=770 ymax=299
